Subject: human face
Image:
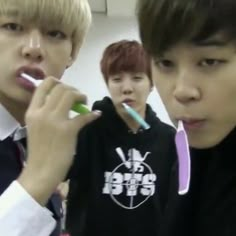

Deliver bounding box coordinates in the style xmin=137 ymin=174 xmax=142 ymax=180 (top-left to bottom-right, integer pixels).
xmin=0 ymin=13 xmax=73 ymax=106
xmin=152 ymin=36 xmax=236 ymax=148
xmin=107 ymin=72 xmax=152 ymax=117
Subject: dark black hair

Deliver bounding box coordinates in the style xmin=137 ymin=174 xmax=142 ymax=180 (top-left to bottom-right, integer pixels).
xmin=137 ymin=0 xmax=236 ymax=56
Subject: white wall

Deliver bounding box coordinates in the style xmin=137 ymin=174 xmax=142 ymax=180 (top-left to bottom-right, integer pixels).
xmin=62 ymin=14 xmax=172 ymax=126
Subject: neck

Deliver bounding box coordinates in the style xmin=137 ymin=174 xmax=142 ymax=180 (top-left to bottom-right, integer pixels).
xmin=118 ymin=106 xmax=146 ymax=133
xmin=0 ymin=95 xmax=28 ymax=126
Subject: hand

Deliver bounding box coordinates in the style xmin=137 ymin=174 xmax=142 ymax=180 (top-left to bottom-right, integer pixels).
xmin=18 ymin=77 xmax=101 ymax=205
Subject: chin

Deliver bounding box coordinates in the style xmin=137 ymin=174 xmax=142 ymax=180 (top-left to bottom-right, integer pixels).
xmin=10 ymin=91 xmax=32 ymax=106
xmin=189 ymin=135 xmax=226 ymax=149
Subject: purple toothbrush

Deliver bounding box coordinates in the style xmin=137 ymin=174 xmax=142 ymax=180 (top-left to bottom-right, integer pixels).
xmin=175 ymin=120 xmax=191 ymax=195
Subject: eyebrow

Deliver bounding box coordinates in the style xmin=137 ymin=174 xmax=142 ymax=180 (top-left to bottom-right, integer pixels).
xmin=193 ymin=39 xmax=228 ymax=47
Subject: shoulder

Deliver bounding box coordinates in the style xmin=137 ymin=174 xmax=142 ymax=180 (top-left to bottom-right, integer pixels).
xmin=151 ymin=117 xmax=176 ymax=137
xmin=77 ymin=115 xmax=104 ymax=138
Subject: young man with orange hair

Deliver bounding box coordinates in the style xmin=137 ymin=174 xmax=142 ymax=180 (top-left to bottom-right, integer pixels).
xmin=66 ymin=40 xmax=177 ymax=236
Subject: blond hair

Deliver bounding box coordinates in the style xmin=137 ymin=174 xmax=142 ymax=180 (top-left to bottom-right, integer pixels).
xmin=0 ymin=0 xmax=92 ymax=59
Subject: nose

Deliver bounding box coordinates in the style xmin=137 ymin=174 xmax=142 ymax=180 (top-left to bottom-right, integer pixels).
xmin=173 ymin=70 xmax=201 ymax=104
xmin=21 ymin=29 xmax=45 ymax=62
xmin=121 ymin=78 xmax=134 ymax=95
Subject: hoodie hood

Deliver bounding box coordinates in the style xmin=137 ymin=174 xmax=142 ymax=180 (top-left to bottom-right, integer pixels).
xmin=92 ymin=96 xmax=159 ymax=133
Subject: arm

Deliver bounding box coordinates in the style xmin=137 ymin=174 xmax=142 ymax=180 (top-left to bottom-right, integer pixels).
xmin=0 ymin=77 xmax=100 ymax=236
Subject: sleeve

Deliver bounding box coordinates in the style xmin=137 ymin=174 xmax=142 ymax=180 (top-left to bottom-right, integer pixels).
xmin=0 ymin=181 xmax=56 ymax=236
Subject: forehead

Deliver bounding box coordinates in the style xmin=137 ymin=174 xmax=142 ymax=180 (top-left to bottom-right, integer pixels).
xmin=0 ymin=0 xmax=75 ymax=32
xmin=161 ymin=34 xmax=236 ymax=56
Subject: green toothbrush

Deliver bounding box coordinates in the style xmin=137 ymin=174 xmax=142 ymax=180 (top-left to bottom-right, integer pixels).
xmin=21 ymin=73 xmax=90 ymax=114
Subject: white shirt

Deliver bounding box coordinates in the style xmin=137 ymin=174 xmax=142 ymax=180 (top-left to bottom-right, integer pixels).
xmin=0 ymin=105 xmax=56 ymax=236
xmin=0 ymin=181 xmax=56 ymax=236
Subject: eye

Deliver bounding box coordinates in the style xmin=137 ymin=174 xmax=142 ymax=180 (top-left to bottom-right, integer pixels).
xmin=2 ymin=23 xmax=23 ymax=32
xmin=111 ymin=77 xmax=121 ymax=82
xmin=133 ymin=75 xmax=143 ymax=81
xmin=47 ymin=30 xmax=66 ymax=39
xmin=199 ymin=59 xmax=226 ymax=67
xmin=155 ymin=59 xmax=175 ymax=70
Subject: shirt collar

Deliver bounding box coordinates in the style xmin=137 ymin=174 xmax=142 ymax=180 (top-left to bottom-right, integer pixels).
xmin=0 ymin=104 xmax=26 ymax=141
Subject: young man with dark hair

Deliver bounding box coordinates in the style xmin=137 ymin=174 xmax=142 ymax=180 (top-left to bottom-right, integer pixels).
xmin=66 ymin=40 xmax=177 ymax=236
xmin=137 ymin=0 xmax=236 ymax=235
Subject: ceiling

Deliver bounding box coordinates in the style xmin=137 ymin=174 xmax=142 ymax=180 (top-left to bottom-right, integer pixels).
xmin=88 ymin=0 xmax=137 ymax=17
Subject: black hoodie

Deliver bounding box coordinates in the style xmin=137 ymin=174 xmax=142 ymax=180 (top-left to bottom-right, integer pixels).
xmin=160 ymin=127 xmax=236 ymax=236
xmin=66 ymin=97 xmax=177 ymax=236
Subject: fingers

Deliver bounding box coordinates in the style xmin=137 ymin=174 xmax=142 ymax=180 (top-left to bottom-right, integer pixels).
xmin=29 ymin=77 xmax=59 ymax=109
xmin=28 ymin=76 xmax=88 ymax=119
xmin=26 ymin=75 xmax=102 ymax=135
xmin=53 ymin=89 xmax=87 ymax=117
xmin=72 ymin=110 xmax=102 ymax=129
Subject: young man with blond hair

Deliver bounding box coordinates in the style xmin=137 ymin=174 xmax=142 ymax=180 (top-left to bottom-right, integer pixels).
xmin=0 ymin=1 xmax=100 ymax=235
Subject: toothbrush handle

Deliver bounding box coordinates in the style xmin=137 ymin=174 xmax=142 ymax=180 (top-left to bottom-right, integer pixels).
xmin=72 ymin=103 xmax=90 ymax=114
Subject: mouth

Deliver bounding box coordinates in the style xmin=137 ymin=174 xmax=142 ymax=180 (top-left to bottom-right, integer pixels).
xmin=16 ymin=66 xmax=46 ymax=91
xmin=179 ymin=118 xmax=206 ymax=130
xmin=16 ymin=66 xmax=45 ymax=80
xmin=122 ymin=99 xmax=135 ymax=106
